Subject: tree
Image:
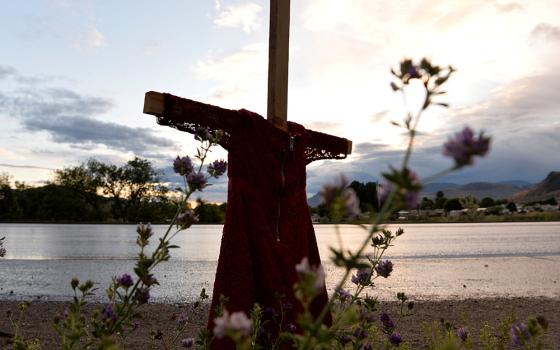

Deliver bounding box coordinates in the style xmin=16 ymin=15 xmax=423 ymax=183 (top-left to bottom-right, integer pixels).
xmin=420 ymin=197 xmax=434 ymax=210
xmin=54 ymin=164 xmax=105 ymax=219
xmin=88 ymin=157 xmax=164 ymax=222
xmin=0 ymin=172 xmax=20 ymax=220
xmin=194 ymin=198 xmax=226 ymax=223
xmin=435 ymin=191 xmax=447 ymax=209
xmin=506 ymin=202 xmax=517 ymax=213
xmin=349 ymin=180 xmax=379 ymax=213
xmin=480 ymin=197 xmax=495 ymax=208
xmin=443 ymin=198 xmax=463 ymax=212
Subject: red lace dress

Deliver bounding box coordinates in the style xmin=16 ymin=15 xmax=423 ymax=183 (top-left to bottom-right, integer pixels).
xmin=155 ymin=93 xmax=350 ymax=348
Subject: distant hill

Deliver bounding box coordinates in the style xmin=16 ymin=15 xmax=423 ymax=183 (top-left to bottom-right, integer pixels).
xmin=511 ymin=172 xmax=560 ymax=203
xmin=307 ymin=192 xmax=323 ymax=207
xmin=307 ymin=177 xmax=546 ymax=207
xmin=422 ymin=181 xmax=532 ymax=200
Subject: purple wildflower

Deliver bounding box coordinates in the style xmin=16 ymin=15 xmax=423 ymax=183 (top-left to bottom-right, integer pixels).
xmin=363 ymin=344 xmax=373 ymax=350
xmin=320 ymin=175 xmax=361 ymax=218
xmin=380 ymin=312 xmax=395 ymax=331
xmin=361 ymin=308 xmax=376 ymax=323
xmin=173 ymin=156 xmax=194 ymax=176
xmin=338 ymin=289 xmax=352 ymax=302
xmin=375 ymin=260 xmax=393 ymax=278
xmin=213 ymin=310 xmax=253 ymax=338
xmin=177 ymin=209 xmax=199 ymax=229
xmin=181 ymin=338 xmax=195 ymax=348
xmin=117 ymin=273 xmax=133 ymax=288
xmin=63 ymin=307 xmax=70 ymax=319
xmin=511 ymin=322 xmax=530 ymax=346
xmin=443 ymin=127 xmax=490 ymax=168
xmin=339 ymin=334 xmax=352 ymax=345
xmin=389 ymin=332 xmax=403 ymax=346
xmin=134 ymin=287 xmax=150 ymax=304
xmin=207 ymin=159 xmax=227 ymax=178
xmin=351 ymin=268 xmax=371 ymax=286
xmin=195 ymin=127 xmax=212 ymax=141
xmin=457 ymin=326 xmax=469 ymax=342
xmin=263 ymin=307 xmax=278 ymax=320
xmin=295 ymin=257 xmax=326 ymax=290
xmin=378 ymin=182 xmax=393 ymax=204
xmin=353 ymin=327 xmax=369 ymax=340
xmin=408 ymin=63 xmax=421 ymax=79
xmin=286 ymin=323 xmax=297 ymax=332
xmin=187 ymin=172 xmax=207 ymax=191
xmin=101 ymin=304 xmax=118 ymax=322
xmin=142 ymin=274 xmax=158 ymax=287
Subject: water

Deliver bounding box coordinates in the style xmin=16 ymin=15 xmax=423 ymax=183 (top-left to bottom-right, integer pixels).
xmin=1 ymin=222 xmax=559 ymax=302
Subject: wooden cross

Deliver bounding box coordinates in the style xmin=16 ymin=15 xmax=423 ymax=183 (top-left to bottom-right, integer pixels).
xmin=144 ymin=0 xmax=352 ymax=154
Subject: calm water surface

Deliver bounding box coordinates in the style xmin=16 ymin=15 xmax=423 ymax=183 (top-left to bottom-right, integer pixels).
xmin=1 ymin=222 xmax=559 ymax=302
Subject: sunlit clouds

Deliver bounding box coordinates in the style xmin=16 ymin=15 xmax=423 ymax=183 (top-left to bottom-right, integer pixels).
xmin=1 ymin=0 xmax=559 ymax=198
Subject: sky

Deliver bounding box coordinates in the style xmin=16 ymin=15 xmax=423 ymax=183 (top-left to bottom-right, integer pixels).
xmin=1 ymin=0 xmax=559 ymax=202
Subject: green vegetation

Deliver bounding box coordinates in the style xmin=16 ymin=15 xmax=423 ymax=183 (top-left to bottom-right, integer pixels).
xmin=0 ymin=158 xmax=226 ymax=224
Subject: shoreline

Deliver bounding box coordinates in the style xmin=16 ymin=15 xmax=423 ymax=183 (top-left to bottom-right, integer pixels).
xmin=1 ymin=219 xmax=560 ymax=225
xmin=1 ymin=297 xmax=558 ymax=349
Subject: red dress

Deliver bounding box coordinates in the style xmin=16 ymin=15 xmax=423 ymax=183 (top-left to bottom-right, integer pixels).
xmin=156 ymin=93 xmax=350 ymax=348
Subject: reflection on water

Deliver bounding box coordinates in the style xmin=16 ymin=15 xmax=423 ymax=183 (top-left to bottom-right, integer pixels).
xmin=1 ymin=222 xmax=559 ymax=302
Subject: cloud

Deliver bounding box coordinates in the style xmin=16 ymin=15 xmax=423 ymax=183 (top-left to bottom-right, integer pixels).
xmin=213 ymin=2 xmax=262 ymax=33
xmin=493 ymin=1 xmax=524 ymax=13
xmin=0 ymin=66 xmax=17 ymax=80
xmin=193 ymin=42 xmax=267 ymax=106
xmin=531 ymin=23 xmax=560 ymax=43
xmin=1 ymin=87 xmax=114 ymax=120
xmin=0 ymin=70 xmax=177 ymax=156
xmin=88 ymin=28 xmax=105 ymax=47
xmin=0 ymin=163 xmax=55 ymax=171
xmin=72 ymin=28 xmax=106 ymax=49
xmin=20 ymin=115 xmax=175 ymax=154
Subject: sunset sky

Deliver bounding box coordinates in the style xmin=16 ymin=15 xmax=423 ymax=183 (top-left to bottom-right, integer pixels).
xmin=1 ymin=0 xmax=559 ymax=201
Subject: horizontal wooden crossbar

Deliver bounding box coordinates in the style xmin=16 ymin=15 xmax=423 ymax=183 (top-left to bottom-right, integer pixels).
xmin=143 ymin=91 xmax=352 ymax=154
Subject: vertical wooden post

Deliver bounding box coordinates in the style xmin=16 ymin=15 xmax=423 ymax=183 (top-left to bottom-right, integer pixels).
xmin=267 ymin=0 xmax=290 ymax=124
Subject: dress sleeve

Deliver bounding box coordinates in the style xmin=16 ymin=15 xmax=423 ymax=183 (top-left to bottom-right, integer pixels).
xmin=154 ymin=93 xmax=250 ymax=149
xmin=305 ymin=129 xmax=350 ymax=164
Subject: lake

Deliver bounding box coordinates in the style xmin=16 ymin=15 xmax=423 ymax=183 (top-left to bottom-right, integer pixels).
xmin=1 ymin=222 xmax=559 ymax=303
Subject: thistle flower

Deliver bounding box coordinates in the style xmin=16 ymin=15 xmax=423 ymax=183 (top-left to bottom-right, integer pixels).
xmin=375 ymin=260 xmax=393 ymax=278
xmin=295 ymin=257 xmax=326 ymax=290
xmin=443 ymin=127 xmax=490 ymax=168
xmin=511 ymin=322 xmax=530 ymax=346
xmin=101 ymin=304 xmax=118 ymax=322
xmin=351 ymin=268 xmax=372 ymax=286
xmin=379 ymin=169 xmax=421 ymax=209
xmin=134 ymin=287 xmax=150 ymax=304
xmin=380 ymin=312 xmax=395 ymax=331
xmin=173 ymin=156 xmax=194 ymax=176
xmin=353 ymin=327 xmax=369 ymax=340
xmin=187 ymin=172 xmax=207 ymax=191
xmin=181 ymin=338 xmax=195 ymax=348
xmin=213 ymin=310 xmax=253 ymax=338
xmin=117 ymin=274 xmax=133 ymax=288
xmin=320 ymin=175 xmax=361 ymax=219
xmin=208 ymin=159 xmax=227 ymax=178
xmin=457 ymin=326 xmax=469 ymax=342
xmin=337 ymin=289 xmax=352 ymax=302
xmin=177 ymin=209 xmax=199 ymax=229
xmin=195 ymin=127 xmax=212 ymax=141
xmin=389 ymin=332 xmax=403 ymax=345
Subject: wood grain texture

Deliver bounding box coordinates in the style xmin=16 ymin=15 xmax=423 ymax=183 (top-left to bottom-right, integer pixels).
xmin=267 ymin=0 xmax=290 ymax=123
